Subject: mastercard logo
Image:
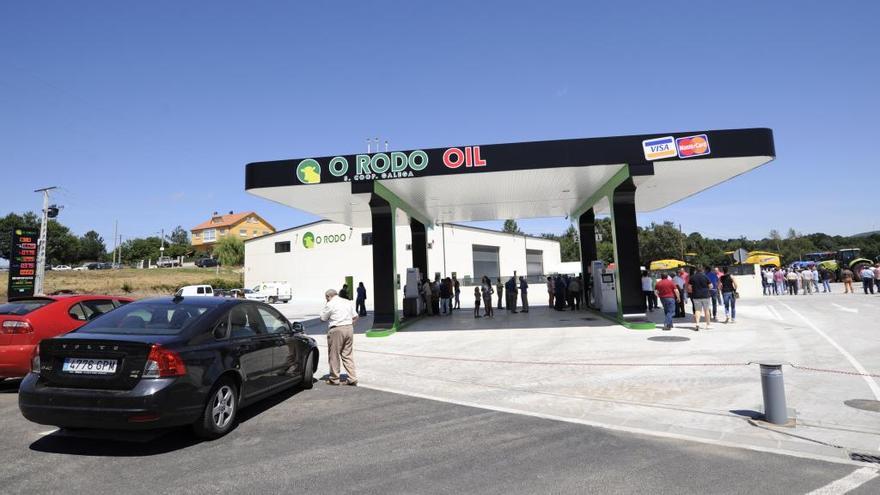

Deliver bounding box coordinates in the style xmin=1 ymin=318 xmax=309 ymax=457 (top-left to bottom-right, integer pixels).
xmin=676 ymin=134 xmax=711 ymax=158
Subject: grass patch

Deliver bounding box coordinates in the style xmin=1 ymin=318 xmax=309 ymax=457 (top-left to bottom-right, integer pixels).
xmin=0 ymin=267 xmax=243 ymax=301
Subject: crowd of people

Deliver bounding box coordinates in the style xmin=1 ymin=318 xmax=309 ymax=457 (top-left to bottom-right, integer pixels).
xmin=760 ymin=263 xmax=880 ymax=296
xmin=647 ymin=266 xmax=739 ymax=331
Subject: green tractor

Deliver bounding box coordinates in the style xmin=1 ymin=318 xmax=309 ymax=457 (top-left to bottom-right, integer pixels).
xmin=812 ymin=248 xmax=874 ymax=280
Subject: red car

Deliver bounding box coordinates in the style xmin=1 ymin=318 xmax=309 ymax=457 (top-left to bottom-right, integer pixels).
xmin=0 ymin=295 xmax=133 ymax=379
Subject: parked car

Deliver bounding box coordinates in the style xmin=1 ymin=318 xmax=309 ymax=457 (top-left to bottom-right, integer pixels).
xmin=53 ymin=265 xmax=72 ymax=271
xmin=18 ymin=297 xmax=317 ymax=439
xmin=72 ymin=265 xmax=89 ymax=271
xmin=195 ymin=257 xmax=219 ymax=268
xmin=175 ymin=285 xmax=214 ymax=297
xmin=0 ymin=295 xmax=133 ymax=379
xmin=245 ymin=282 xmax=292 ymax=304
xmin=156 ymin=256 xmax=180 ymax=268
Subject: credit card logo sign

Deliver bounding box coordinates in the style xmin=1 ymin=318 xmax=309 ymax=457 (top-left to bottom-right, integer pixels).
xmin=642 ymin=136 xmax=677 ymax=161
xmin=676 ymin=134 xmax=710 ymax=158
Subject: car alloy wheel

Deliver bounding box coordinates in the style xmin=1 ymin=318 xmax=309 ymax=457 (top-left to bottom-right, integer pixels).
xmin=211 ymin=385 xmax=235 ymax=429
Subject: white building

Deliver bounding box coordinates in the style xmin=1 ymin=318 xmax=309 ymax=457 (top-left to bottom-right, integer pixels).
xmin=244 ymin=221 xmax=566 ymax=308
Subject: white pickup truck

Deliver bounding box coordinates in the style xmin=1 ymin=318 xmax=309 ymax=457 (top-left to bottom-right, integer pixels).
xmin=245 ymin=282 xmax=292 ymax=304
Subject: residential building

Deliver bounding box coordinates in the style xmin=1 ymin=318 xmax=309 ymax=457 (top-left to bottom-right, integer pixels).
xmin=191 ymin=211 xmax=275 ymax=254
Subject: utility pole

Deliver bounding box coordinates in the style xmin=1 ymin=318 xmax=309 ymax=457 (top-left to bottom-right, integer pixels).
xmin=33 ymin=186 xmax=57 ymax=295
xmin=113 ymin=220 xmax=118 ymax=266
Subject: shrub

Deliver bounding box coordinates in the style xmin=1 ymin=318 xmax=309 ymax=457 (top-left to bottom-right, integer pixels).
xmin=121 ymin=282 xmax=133 ymax=293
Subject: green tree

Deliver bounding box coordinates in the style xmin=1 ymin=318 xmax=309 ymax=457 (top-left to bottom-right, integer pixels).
xmin=215 ymin=235 xmax=245 ymax=266
xmin=502 ymin=219 xmax=523 ymax=235
xmin=638 ymin=221 xmax=686 ymax=264
xmin=119 ymin=236 xmax=163 ymax=262
xmin=0 ymin=211 xmax=80 ymax=264
xmin=78 ymin=230 xmax=106 ymax=261
xmin=167 ymin=225 xmax=189 ymax=246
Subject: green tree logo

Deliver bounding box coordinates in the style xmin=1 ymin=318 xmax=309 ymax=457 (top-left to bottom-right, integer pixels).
xmin=302 ymin=232 xmax=315 ymax=249
xmin=296 ymin=159 xmax=321 ymax=184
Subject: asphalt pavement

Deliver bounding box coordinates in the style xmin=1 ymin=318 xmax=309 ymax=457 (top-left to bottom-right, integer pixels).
xmin=1 ymin=378 xmax=877 ymax=494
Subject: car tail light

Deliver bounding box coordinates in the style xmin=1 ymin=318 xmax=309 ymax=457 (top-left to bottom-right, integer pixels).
xmin=31 ymin=346 xmax=40 ymax=373
xmin=2 ymin=320 xmax=33 ymax=334
xmin=143 ymin=344 xmax=187 ymax=378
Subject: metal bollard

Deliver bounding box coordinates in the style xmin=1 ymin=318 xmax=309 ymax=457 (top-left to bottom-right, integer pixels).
xmin=758 ymin=361 xmax=788 ymax=425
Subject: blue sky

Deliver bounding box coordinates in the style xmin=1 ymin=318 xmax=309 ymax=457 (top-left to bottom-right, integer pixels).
xmin=1 ymin=1 xmax=878 ymax=247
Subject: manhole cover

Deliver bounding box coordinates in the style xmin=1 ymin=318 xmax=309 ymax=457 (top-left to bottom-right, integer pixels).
xmin=647 ymin=336 xmax=690 ymax=342
xmin=850 ymin=452 xmax=880 ymax=464
xmin=844 ymin=399 xmax=880 ymax=413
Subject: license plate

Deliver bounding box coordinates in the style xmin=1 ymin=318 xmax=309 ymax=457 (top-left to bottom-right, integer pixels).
xmin=62 ymin=358 xmax=118 ymax=375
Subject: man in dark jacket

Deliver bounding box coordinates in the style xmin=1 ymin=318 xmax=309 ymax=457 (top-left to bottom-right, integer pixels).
xmin=355 ymin=282 xmax=367 ymax=316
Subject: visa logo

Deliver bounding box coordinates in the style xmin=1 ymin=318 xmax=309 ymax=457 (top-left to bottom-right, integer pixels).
xmin=642 ymin=136 xmax=677 ymax=161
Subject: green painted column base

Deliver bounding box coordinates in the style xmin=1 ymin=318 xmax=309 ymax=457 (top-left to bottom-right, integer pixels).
xmin=365 ymin=315 xmax=423 ymax=338
xmin=585 ymin=307 xmax=657 ymax=330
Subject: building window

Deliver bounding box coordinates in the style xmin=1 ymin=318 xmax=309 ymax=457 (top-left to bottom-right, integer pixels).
xmin=275 ymin=241 xmax=291 ymax=253
xmin=240 ymin=229 xmax=247 ymax=237
xmin=253 ymin=230 xmax=258 ymax=236
xmin=526 ymin=249 xmax=544 ymax=281
xmin=472 ymin=245 xmax=500 ymax=279
xmin=362 ymin=233 xmax=372 ymax=245
xmin=203 ymin=229 xmax=216 ymax=242
xmin=193 ymin=231 xmax=200 ymax=238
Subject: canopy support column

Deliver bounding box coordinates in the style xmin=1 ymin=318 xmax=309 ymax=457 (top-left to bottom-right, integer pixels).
xmin=410 ymin=218 xmax=428 ymax=279
xmin=610 ymin=177 xmax=645 ymax=316
xmin=578 ymin=209 xmax=597 ymax=307
xmin=368 ymin=193 xmax=398 ymax=333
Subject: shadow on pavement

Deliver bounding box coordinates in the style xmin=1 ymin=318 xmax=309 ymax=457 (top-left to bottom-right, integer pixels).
xmin=28 ymin=384 xmax=308 ymax=457
xmin=0 ymin=379 xmax=22 ymax=394
xmin=729 ymin=409 xmax=763 ymax=420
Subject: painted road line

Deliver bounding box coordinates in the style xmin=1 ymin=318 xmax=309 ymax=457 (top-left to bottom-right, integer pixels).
xmin=831 ymin=303 xmax=858 ymax=314
xmin=357 ymin=382 xmax=868 ymax=468
xmin=780 ymin=302 xmax=880 ymax=401
xmin=806 ymin=467 xmax=879 ymax=495
xmin=766 ymin=305 xmax=784 ymax=321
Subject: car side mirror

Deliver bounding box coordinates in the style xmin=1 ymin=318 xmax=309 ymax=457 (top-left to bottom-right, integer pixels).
xmin=291 ymin=322 xmax=304 ymax=333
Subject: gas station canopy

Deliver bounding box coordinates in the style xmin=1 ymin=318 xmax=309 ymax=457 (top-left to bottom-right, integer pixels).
xmin=246 ymin=128 xmax=774 ymax=227
xmin=245 ymin=127 xmax=775 ymax=331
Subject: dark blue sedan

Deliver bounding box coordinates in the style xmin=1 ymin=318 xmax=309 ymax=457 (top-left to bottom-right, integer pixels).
xmin=19 ymin=296 xmax=318 ymax=439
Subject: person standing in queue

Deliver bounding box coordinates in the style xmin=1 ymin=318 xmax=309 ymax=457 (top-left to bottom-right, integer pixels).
xmin=481 ymin=276 xmax=494 ymax=317
xmin=673 ymin=270 xmax=686 ymax=317
xmin=474 ymin=286 xmax=482 ymax=318
xmin=860 ymin=266 xmax=875 ymax=295
xmin=841 ymin=267 xmax=854 ymax=294
xmin=421 ymin=277 xmax=434 ymax=316
xmin=688 ymin=266 xmax=712 ymax=331
xmin=719 ymin=267 xmax=738 ymax=323
xmin=453 ymin=275 xmax=461 ymax=310
xmin=339 ymin=284 xmax=349 ymax=300
xmin=641 ymin=271 xmax=656 ymax=312
xmin=547 ymin=276 xmax=555 ymax=308
xmin=320 ymin=289 xmax=358 ymax=386
xmin=355 ymin=282 xmax=367 ymax=317
xmin=655 ymin=273 xmax=679 ymax=330
xmin=496 ymin=277 xmax=505 ymax=310
xmin=505 ymin=274 xmax=518 ymax=313
xmin=568 ymin=276 xmax=581 ymax=311
xmin=519 ymin=276 xmax=529 ymax=313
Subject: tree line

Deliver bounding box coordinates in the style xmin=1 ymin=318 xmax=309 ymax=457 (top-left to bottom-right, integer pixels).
xmin=504 ymin=219 xmax=880 ymax=267
xmin=0 ymin=212 xmax=192 ymax=265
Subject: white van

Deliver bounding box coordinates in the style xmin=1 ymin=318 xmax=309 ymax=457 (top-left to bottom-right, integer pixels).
xmin=245 ymin=282 xmax=292 ymax=304
xmin=174 ymin=285 xmax=214 ymax=297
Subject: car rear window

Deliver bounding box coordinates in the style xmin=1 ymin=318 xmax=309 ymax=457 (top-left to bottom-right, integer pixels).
xmin=0 ymin=299 xmax=54 ymax=315
xmin=73 ymin=301 xmax=214 ymax=335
